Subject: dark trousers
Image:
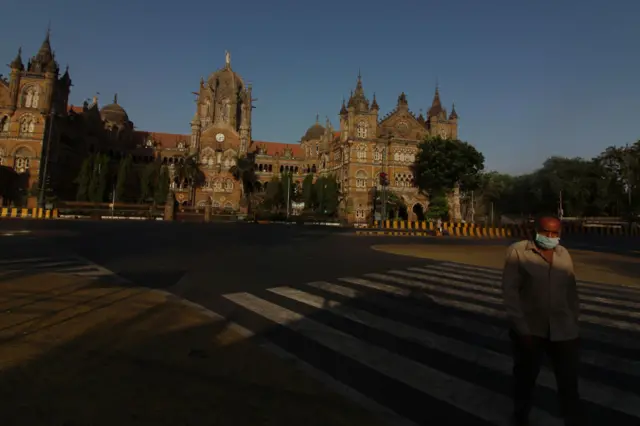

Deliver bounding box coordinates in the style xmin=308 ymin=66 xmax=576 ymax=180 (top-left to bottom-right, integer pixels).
xmin=509 ymin=330 xmax=581 ymax=425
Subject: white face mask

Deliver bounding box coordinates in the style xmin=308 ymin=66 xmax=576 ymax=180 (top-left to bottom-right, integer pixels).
xmin=535 ymin=233 xmax=560 ymax=249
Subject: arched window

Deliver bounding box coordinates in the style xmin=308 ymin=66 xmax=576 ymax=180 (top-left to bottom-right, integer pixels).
xmin=22 ymin=86 xmax=39 ymax=108
xmin=356 ymin=144 xmax=367 ymax=161
xmin=355 ymin=170 xmax=367 ymax=189
xmin=13 ymin=147 xmax=32 ymax=173
xmin=373 ymin=147 xmax=382 ymax=162
xmin=224 ymin=202 xmax=233 ymax=211
xmin=224 ymin=179 xmax=234 ymax=192
xmin=213 ymin=179 xmax=223 ymax=192
xmin=0 ymin=146 xmax=6 ymax=165
xmin=0 ymin=116 xmax=9 ymax=134
xmin=356 ymin=121 xmax=368 ymax=138
xmin=19 ymin=115 xmax=35 ymax=137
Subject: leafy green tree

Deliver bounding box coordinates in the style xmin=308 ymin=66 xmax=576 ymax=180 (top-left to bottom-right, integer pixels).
xmin=280 ymin=171 xmax=293 ymax=208
xmin=115 ymin=154 xmax=133 ymax=202
xmin=75 ymin=156 xmax=93 ymax=201
xmin=93 ymin=154 xmax=110 ymax=203
xmin=139 ymin=162 xmax=160 ymax=203
xmin=425 ymin=195 xmax=449 ymax=220
xmin=413 ymin=136 xmax=485 ymax=197
xmin=154 ymin=166 xmax=170 ymax=204
xmin=302 ymin=173 xmax=315 ymax=209
xmin=230 ymin=153 xmax=258 ymax=214
xmin=265 ymin=176 xmax=282 ymax=210
xmin=324 ymin=176 xmax=339 ymax=215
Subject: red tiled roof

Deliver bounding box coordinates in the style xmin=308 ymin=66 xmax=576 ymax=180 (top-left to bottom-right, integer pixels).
xmin=252 ymin=140 xmax=304 ymax=158
xmin=68 ymin=105 xmax=84 ymax=114
xmin=133 ymin=131 xmax=190 ymax=148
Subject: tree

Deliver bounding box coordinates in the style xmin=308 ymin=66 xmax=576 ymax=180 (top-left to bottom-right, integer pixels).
xmin=425 ymin=195 xmax=448 ymax=220
xmin=91 ymin=154 xmax=110 ymax=203
xmin=139 ymin=162 xmax=159 ymax=203
xmin=265 ymin=176 xmax=282 ymax=210
xmin=301 ymin=173 xmax=315 ymax=209
xmin=0 ymin=165 xmax=21 ymax=206
xmin=413 ymin=136 xmax=485 ymax=197
xmin=230 ymin=153 xmax=258 ymax=214
xmin=280 ymin=171 xmax=293 ymax=210
xmin=154 ymin=166 xmax=170 ymax=204
xmin=313 ymin=175 xmax=340 ymax=216
xmin=115 ymin=154 xmax=133 ymax=202
xmin=75 ymin=155 xmax=93 ymax=201
xmin=324 ymin=176 xmax=339 ymax=215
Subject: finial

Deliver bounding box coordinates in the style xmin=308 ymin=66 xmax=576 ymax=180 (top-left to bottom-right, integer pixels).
xmin=114 ymin=93 xmax=118 ymax=104
xmin=46 ymin=20 xmax=51 ymax=39
xmin=18 ymin=46 xmax=22 ymax=56
xmin=358 ymin=68 xmax=361 ymax=80
xmin=316 ymin=113 xmax=319 ymax=123
xmin=225 ymin=50 xmax=231 ymax=67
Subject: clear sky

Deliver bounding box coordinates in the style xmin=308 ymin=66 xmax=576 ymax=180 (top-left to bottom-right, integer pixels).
xmin=1 ymin=0 xmax=638 ymax=175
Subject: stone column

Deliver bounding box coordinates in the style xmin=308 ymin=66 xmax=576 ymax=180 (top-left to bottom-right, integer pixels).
xmin=164 ymin=191 xmax=175 ymax=221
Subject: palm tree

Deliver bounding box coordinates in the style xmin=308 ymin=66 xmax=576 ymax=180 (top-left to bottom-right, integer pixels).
xmin=174 ymin=153 xmax=204 ymax=206
xmin=229 ymin=152 xmax=258 ymax=216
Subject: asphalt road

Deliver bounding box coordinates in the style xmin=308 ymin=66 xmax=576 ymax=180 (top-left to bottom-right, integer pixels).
xmin=1 ymin=219 xmax=639 ymax=426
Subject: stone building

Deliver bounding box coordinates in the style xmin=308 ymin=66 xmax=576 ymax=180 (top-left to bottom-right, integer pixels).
xmin=0 ymin=31 xmax=72 ymax=207
xmin=1 ymin=34 xmax=461 ymax=221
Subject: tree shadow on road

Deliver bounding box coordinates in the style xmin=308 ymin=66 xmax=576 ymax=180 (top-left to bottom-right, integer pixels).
xmin=1 ymin=257 xmax=638 ymax=426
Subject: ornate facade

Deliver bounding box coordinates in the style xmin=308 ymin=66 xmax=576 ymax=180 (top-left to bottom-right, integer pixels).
xmin=1 ymin=34 xmax=462 ymax=221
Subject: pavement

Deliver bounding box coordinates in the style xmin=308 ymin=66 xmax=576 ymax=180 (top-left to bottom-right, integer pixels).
xmin=0 ymin=219 xmax=639 ymax=425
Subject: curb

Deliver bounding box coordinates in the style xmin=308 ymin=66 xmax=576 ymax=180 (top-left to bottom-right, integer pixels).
xmin=355 ymin=230 xmax=436 ymax=237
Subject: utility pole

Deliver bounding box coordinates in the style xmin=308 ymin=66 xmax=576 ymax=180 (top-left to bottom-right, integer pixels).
xmin=286 ymin=173 xmax=291 ymax=219
xmin=38 ymin=107 xmax=56 ymax=208
xmin=111 ymin=184 xmax=116 ymax=217
xmin=490 ymin=202 xmax=494 ymax=226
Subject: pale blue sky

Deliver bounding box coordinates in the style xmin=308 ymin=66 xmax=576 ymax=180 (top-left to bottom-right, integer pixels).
xmin=1 ymin=0 xmax=638 ymax=174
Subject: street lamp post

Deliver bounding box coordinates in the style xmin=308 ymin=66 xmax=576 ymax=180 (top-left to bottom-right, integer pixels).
xmin=38 ymin=107 xmax=56 ymax=208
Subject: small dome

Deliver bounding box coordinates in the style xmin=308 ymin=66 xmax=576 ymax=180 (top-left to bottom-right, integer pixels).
xmin=207 ymin=67 xmax=244 ymax=92
xmin=100 ymin=95 xmax=129 ymax=124
xmin=302 ymin=123 xmax=325 ymax=141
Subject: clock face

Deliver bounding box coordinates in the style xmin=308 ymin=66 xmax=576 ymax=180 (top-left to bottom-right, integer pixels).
xmin=396 ymin=121 xmax=409 ymax=136
xmin=216 ymin=133 xmax=225 ymax=142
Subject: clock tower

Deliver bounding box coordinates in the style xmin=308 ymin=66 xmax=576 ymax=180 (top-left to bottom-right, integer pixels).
xmin=189 ymin=51 xmax=253 ymax=211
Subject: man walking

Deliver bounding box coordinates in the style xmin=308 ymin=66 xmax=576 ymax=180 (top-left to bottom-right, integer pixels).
xmin=501 ymin=215 xmax=581 ymax=426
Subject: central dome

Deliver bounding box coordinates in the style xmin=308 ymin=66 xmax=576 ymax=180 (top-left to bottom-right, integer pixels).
xmin=100 ymin=95 xmax=129 ymax=124
xmin=302 ymin=122 xmax=325 ymax=141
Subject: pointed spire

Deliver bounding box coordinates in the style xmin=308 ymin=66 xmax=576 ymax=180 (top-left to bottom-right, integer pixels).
xmin=397 ymin=92 xmax=408 ymax=107
xmin=371 ymin=92 xmax=379 ymax=110
xmin=316 ymin=113 xmax=319 ymax=123
xmin=340 ymin=97 xmax=347 ymax=115
xmin=10 ymin=47 xmax=24 ymax=71
xmin=114 ymin=93 xmax=118 ymax=104
xmin=417 ymin=108 xmax=425 ymax=124
xmin=428 ymin=84 xmax=444 ymax=118
xmin=449 ymin=102 xmax=458 ymax=119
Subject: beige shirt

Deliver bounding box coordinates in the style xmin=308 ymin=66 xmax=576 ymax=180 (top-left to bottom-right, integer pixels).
xmin=501 ymin=240 xmax=580 ymax=341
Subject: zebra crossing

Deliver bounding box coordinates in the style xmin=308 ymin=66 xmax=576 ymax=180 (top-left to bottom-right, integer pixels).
xmin=0 ymin=255 xmax=127 ymax=283
xmin=214 ymin=261 xmax=640 ymax=426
